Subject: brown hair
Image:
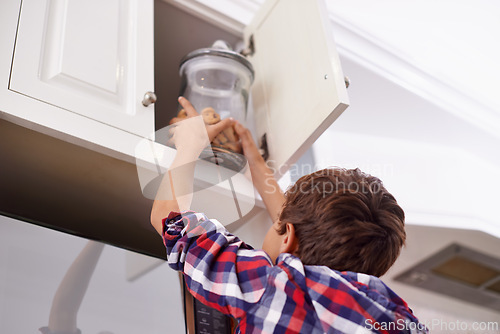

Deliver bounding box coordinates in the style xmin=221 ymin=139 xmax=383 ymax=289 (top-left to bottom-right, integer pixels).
xmin=278 ymin=168 xmax=405 ymax=277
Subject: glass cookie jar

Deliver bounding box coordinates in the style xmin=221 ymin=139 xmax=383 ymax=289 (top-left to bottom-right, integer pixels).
xmin=175 ymin=40 xmax=254 ymax=171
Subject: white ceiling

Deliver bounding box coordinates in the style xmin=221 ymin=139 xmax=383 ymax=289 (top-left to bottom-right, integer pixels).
xmin=224 ymin=0 xmax=500 ymax=136
xmin=327 ymin=0 xmax=500 ymax=118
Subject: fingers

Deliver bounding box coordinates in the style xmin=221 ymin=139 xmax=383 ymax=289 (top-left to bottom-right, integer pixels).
xmin=234 ymin=121 xmax=264 ymax=163
xmin=208 ymin=118 xmax=234 ymax=140
xmin=178 ymin=96 xmax=198 ymax=117
xmin=169 ymin=117 xmax=182 ymax=125
xmin=234 ymin=121 xmax=253 ymax=144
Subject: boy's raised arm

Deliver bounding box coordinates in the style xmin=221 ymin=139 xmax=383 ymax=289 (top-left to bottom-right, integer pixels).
xmin=234 ymin=122 xmax=285 ymax=223
xmin=150 ymin=97 xmax=234 ymax=235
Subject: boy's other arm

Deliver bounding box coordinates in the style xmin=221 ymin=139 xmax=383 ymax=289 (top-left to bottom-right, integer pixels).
xmin=150 ymin=97 xmax=234 ymax=235
xmin=234 ymin=122 xmax=285 ymax=223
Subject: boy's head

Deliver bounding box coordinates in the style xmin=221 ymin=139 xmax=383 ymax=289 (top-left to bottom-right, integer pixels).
xmin=263 ymin=168 xmax=405 ymax=277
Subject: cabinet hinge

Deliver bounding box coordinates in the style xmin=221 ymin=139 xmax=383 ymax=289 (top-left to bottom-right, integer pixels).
xmin=240 ymin=35 xmax=255 ymax=57
xmin=258 ymin=133 xmax=269 ymax=161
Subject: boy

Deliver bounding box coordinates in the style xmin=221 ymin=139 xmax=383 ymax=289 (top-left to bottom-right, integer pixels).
xmin=150 ymin=97 xmax=427 ymax=333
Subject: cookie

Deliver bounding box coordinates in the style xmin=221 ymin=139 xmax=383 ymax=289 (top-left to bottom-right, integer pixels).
xmin=201 ymin=107 xmax=221 ymax=125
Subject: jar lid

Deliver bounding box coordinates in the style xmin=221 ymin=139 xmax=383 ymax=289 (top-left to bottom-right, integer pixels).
xmin=179 ymin=47 xmax=254 ymax=79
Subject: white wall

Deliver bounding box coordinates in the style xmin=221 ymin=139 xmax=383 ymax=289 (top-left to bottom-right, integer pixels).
xmin=0 ymin=215 xmax=184 ymax=334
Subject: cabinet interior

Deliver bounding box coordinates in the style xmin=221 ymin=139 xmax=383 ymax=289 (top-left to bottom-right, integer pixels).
xmin=154 ymin=0 xmax=243 ymax=132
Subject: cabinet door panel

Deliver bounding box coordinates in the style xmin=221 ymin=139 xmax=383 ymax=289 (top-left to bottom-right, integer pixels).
xmin=244 ymin=0 xmax=349 ymax=176
xmin=42 ymin=0 xmax=120 ymax=94
xmin=10 ymin=0 xmax=154 ymax=137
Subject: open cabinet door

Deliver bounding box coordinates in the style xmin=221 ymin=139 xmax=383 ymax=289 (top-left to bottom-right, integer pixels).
xmin=244 ymin=0 xmax=349 ymax=177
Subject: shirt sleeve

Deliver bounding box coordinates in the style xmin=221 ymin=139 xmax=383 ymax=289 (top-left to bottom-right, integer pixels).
xmin=162 ymin=211 xmax=273 ymax=319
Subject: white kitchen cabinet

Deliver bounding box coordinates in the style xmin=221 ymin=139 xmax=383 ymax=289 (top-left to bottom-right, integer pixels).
xmin=162 ymin=0 xmax=349 ymax=177
xmin=1 ymin=0 xmax=348 ymax=171
xmin=0 ymin=0 xmax=155 ymax=159
xmin=1 ymin=0 xmax=347 ymax=175
xmin=0 ymin=0 xmax=348 ymax=255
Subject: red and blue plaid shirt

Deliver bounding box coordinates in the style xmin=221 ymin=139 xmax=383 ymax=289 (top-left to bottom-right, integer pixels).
xmin=163 ymin=211 xmax=427 ymax=334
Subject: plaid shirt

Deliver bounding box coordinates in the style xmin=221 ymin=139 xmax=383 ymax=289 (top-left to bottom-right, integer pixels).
xmin=163 ymin=211 xmax=427 ymax=334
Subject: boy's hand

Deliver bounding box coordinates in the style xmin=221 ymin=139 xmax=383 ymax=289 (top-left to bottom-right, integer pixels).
xmin=171 ymin=97 xmax=235 ymax=155
xmin=234 ymin=121 xmax=265 ymax=167
xmin=234 ymin=122 xmax=285 ymax=223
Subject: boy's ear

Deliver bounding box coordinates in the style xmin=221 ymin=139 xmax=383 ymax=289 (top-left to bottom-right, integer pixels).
xmin=280 ymin=223 xmax=299 ymax=255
